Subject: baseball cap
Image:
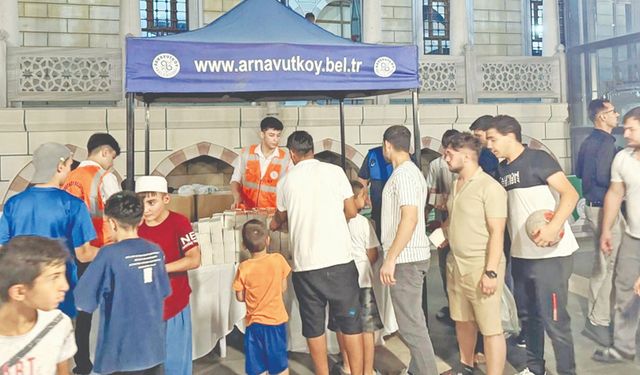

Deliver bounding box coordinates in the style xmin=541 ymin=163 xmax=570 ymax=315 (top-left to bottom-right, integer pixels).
xmin=31 ymin=143 xmax=72 ymax=184
xmin=87 ymin=133 xmax=121 ymax=156
xmin=135 ymin=176 xmax=168 ymax=194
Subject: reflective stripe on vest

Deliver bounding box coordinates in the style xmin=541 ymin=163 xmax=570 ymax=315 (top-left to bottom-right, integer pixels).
xmin=239 ymin=145 xmax=288 ymax=209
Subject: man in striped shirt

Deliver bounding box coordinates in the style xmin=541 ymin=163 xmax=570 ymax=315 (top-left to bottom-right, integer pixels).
xmin=379 ymin=125 xmax=437 ymax=375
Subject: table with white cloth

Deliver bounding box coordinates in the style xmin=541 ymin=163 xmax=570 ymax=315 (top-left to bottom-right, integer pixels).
xmin=189 ymin=258 xmax=399 ymax=360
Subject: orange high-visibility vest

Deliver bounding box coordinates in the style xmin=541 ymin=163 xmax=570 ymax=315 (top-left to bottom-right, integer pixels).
xmin=63 ymin=164 xmax=112 ymax=247
xmin=239 ymin=145 xmax=289 ymax=209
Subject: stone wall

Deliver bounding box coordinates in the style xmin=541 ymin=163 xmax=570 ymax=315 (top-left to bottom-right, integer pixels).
xmin=0 ymin=103 xmax=572 ymax=204
xmin=203 ymin=0 xmax=241 ymax=24
xmin=381 ymin=0 xmax=413 ymax=44
xmin=18 ymin=0 xmax=120 ymax=48
xmin=473 ymin=0 xmax=523 ymax=56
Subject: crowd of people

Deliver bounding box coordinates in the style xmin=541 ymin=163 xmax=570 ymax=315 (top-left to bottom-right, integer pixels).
xmin=1 ymin=103 xmax=640 ymax=375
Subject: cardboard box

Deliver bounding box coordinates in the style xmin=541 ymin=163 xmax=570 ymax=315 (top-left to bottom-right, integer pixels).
xmin=210 ymin=214 xmax=224 ymax=244
xmin=212 ymin=242 xmax=225 ymax=265
xmin=167 ymin=194 xmax=196 ymax=222
xmin=196 ymin=192 xmax=234 ymax=219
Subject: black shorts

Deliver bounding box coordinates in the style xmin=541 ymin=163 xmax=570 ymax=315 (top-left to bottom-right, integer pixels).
xmin=292 ymin=261 xmax=362 ymax=338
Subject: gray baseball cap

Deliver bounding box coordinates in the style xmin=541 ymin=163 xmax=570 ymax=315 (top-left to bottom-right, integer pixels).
xmin=31 ymin=143 xmax=72 ymax=184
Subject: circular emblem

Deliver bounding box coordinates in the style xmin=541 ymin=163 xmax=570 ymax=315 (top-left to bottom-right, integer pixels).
xmin=152 ymin=53 xmax=180 ymax=79
xmin=373 ymin=57 xmax=396 ymax=78
xmin=270 ymin=171 xmax=279 ymax=180
xmin=369 ymin=158 xmax=376 ymax=168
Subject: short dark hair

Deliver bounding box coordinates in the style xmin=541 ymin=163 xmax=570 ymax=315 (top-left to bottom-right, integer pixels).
xmin=286 ymin=131 xmax=314 ymax=155
xmin=87 ymin=132 xmax=121 ymax=156
xmin=383 ymin=125 xmax=411 ymax=153
xmin=260 ymin=117 xmax=284 ymax=132
xmin=588 ymin=99 xmax=611 ymax=122
xmin=0 ymin=236 xmax=69 ymax=304
xmin=305 ymin=12 xmax=315 ymax=21
xmin=441 ymin=129 xmax=460 ymax=148
xmin=104 ymin=191 xmax=143 ymax=228
xmin=447 ymin=132 xmax=482 ymax=159
xmin=469 ymin=115 xmax=494 ymax=131
xmin=487 ymin=115 xmax=522 ymax=142
xmin=623 ymin=106 xmax=640 ymax=124
xmin=350 ymin=180 xmax=364 ymax=196
xmin=242 ymin=219 xmax=268 ymax=253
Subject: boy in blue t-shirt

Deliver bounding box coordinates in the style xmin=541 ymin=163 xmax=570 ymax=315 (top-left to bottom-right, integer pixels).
xmin=74 ymin=191 xmax=170 ymax=375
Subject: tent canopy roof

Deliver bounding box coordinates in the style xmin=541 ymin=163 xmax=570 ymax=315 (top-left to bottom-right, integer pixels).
xmin=125 ymin=0 xmax=419 ymax=102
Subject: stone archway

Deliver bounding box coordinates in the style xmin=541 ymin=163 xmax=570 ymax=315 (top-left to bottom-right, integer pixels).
xmin=313 ymin=138 xmax=365 ymax=180
xmin=151 ymin=142 xmax=239 ymax=178
xmin=2 ymin=144 xmax=123 ymax=205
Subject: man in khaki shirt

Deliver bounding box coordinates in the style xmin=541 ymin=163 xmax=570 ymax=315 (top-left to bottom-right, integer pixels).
xmin=443 ymin=132 xmax=508 ymax=375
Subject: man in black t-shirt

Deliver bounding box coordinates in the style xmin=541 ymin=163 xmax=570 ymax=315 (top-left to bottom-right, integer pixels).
xmin=486 ymin=115 xmax=579 ymax=375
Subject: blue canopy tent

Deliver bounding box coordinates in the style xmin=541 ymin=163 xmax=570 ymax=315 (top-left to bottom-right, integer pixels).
xmin=124 ymin=0 xmax=421 ymax=189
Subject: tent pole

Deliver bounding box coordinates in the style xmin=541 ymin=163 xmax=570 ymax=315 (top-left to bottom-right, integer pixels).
xmin=339 ymin=99 xmax=346 ymax=171
xmin=412 ymin=90 xmax=421 ymax=166
xmin=125 ymin=93 xmax=135 ymax=191
xmin=144 ymin=102 xmax=150 ymax=175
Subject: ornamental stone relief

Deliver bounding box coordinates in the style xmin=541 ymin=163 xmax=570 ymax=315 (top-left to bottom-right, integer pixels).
xmin=481 ymin=63 xmax=553 ymax=92
xmin=19 ymin=56 xmax=112 ymax=92
xmin=419 ymin=62 xmax=457 ymax=92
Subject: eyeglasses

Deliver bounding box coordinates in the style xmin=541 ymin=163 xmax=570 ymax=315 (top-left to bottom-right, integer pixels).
xmin=600 ymin=109 xmax=617 ymax=115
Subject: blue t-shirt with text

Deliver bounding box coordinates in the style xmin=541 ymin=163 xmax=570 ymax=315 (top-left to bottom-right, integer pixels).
xmin=74 ymin=238 xmax=170 ymax=374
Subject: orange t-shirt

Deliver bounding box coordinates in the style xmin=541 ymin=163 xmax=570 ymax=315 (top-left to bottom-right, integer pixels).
xmin=233 ymin=253 xmax=291 ymax=326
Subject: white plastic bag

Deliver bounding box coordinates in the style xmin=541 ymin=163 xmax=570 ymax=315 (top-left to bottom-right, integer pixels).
xmin=501 ymin=287 xmax=521 ymax=337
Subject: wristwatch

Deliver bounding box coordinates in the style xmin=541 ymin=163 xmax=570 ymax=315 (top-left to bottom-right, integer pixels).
xmin=484 ymin=270 xmax=498 ymax=279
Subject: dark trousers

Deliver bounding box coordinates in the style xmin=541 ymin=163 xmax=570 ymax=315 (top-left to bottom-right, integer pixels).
xmin=74 ymin=261 xmax=93 ymax=373
xmin=512 ymin=256 xmax=576 ymax=375
xmin=111 ymin=364 xmax=163 ymax=375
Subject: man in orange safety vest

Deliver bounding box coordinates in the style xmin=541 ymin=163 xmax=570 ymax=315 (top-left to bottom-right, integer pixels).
xmin=231 ymin=117 xmax=290 ymax=209
xmin=62 ymin=132 xmax=121 ymax=375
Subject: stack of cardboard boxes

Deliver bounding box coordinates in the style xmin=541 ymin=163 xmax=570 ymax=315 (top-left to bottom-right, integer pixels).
xmin=195 ymin=210 xmax=290 ymax=267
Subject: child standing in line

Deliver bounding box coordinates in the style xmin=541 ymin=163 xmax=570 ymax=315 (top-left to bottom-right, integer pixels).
xmin=333 ymin=181 xmax=384 ymax=375
xmin=0 ymin=236 xmax=77 ymax=375
xmin=136 ymin=176 xmax=201 ymax=375
xmin=74 ymin=191 xmax=170 ymax=375
xmin=233 ymin=219 xmax=291 ymax=375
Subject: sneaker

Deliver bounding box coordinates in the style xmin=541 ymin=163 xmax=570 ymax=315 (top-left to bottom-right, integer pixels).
xmin=592 ymin=347 xmax=634 ymax=363
xmin=436 ymin=306 xmax=450 ymax=320
xmin=582 ymin=320 xmax=612 ymax=347
xmin=513 ymin=331 xmax=526 ymax=348
xmin=514 ymin=368 xmax=547 ymax=375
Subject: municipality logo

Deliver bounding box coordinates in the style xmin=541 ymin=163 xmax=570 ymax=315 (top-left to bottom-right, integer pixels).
xmin=152 ymin=53 xmax=180 ymax=78
xmin=373 ymin=57 xmax=396 ymax=78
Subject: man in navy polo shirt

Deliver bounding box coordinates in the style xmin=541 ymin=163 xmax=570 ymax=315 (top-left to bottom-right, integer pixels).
xmin=575 ymin=98 xmax=623 ymax=346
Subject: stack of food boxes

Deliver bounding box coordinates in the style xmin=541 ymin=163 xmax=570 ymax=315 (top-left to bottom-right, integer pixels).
xmin=195 ymin=209 xmax=290 ymax=266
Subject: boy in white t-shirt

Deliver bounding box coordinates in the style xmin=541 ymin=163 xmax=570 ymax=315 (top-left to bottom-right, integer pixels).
xmin=0 ymin=236 xmax=77 ymax=375
xmin=332 ymin=180 xmax=384 ymax=375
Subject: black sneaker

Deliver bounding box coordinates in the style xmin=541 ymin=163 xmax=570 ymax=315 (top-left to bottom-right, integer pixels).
xmin=592 ymin=347 xmax=634 ymax=363
xmin=582 ymin=320 xmax=612 ymax=347
xmin=72 ymin=365 xmax=92 ymax=375
xmin=514 ymin=331 xmax=526 ymax=348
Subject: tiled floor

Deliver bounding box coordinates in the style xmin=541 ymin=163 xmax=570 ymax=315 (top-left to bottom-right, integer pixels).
xmin=193 ymin=237 xmax=640 ymax=374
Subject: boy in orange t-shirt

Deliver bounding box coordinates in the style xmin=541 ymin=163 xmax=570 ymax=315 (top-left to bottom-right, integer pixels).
xmin=233 ymin=219 xmax=291 ymax=375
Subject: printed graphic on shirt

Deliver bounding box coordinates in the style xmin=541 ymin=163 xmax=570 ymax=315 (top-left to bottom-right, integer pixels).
xmin=179 ymin=232 xmax=198 ymax=250
xmin=126 ymin=251 xmax=162 ymax=283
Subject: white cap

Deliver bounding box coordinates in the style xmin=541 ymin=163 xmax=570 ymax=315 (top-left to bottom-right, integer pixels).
xmin=135 ymin=176 xmax=168 ymax=193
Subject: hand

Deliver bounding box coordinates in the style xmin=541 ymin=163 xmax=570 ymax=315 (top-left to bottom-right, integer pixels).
xmin=230 ymin=199 xmax=239 ymax=209
xmin=437 ymin=239 xmax=449 ymax=250
xmin=269 ymin=217 xmax=281 ymax=231
xmin=634 ymin=277 xmax=640 ymax=297
xmin=380 ymin=258 xmax=396 ymax=286
xmin=426 ymin=220 xmax=442 ymax=232
xmin=600 ymin=230 xmax=613 ymax=256
xmin=532 ymin=223 xmax=561 ymax=247
xmin=480 ymin=274 xmax=497 ymax=296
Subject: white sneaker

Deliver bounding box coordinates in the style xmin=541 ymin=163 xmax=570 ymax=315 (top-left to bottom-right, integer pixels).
xmin=515 ymin=368 xmax=547 ymax=375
